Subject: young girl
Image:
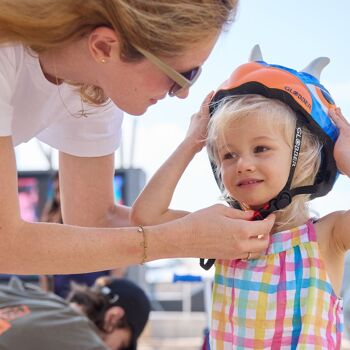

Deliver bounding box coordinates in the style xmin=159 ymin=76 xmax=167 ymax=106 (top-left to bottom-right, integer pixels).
xmin=131 ymin=47 xmax=350 ymax=349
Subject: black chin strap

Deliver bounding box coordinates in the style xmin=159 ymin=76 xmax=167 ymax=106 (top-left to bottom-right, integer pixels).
xmin=200 ymin=258 xmax=216 ymax=270
xmin=200 ymin=119 xmax=313 ymax=271
xmin=251 ymin=121 xmax=303 ymax=220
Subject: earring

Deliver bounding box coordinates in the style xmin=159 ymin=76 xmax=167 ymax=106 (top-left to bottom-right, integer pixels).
xmin=101 ymin=58 xmax=107 ymax=63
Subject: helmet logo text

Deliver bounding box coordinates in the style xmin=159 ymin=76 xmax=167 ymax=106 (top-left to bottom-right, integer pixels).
xmin=292 ymin=127 xmax=302 ymax=167
xmin=285 ymin=86 xmax=311 ymax=110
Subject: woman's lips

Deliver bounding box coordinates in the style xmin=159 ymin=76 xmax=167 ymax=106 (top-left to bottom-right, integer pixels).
xmin=149 ymin=98 xmax=158 ymax=105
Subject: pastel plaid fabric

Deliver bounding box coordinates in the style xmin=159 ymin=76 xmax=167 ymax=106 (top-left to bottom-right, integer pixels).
xmin=211 ymin=220 xmax=343 ymax=349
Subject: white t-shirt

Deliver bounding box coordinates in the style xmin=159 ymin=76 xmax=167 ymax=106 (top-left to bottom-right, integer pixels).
xmin=0 ymin=44 xmax=123 ymax=157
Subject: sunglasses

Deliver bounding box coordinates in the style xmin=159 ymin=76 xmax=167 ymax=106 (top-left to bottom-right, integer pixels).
xmin=135 ymin=46 xmax=202 ymax=97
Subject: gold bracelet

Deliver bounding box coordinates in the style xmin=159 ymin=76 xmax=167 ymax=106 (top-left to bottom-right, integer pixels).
xmin=137 ymin=225 xmax=147 ymax=265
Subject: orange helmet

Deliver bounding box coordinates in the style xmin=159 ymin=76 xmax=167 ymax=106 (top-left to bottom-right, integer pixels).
xmin=210 ymin=45 xmax=339 ymax=208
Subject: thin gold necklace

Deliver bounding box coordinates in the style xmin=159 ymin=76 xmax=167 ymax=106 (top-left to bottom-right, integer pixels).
xmin=53 ymin=61 xmax=88 ymax=119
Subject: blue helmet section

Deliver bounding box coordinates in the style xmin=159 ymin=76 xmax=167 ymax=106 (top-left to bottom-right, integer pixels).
xmin=259 ymin=61 xmax=339 ymax=143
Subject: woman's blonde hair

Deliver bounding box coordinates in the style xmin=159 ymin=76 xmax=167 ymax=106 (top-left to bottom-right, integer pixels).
xmin=0 ymin=0 xmax=238 ymax=105
xmin=207 ymin=94 xmax=322 ymax=232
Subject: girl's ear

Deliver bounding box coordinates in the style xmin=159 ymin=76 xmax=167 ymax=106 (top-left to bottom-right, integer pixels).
xmin=88 ymin=27 xmax=120 ymax=63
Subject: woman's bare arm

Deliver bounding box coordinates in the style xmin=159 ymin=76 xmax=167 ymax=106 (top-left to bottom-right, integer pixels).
xmin=0 ymin=136 xmax=274 ymax=274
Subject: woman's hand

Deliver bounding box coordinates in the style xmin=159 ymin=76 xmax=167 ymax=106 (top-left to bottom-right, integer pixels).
xmin=329 ymin=107 xmax=350 ymax=176
xmin=184 ymin=92 xmax=214 ymax=153
xmin=180 ymin=204 xmax=274 ymax=260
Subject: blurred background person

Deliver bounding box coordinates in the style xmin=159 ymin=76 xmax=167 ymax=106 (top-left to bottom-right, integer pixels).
xmin=0 ymin=276 xmax=150 ymax=350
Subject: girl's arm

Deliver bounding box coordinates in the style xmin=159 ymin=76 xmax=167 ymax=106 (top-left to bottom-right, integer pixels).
xmin=326 ymin=108 xmax=350 ymax=251
xmin=130 ymin=93 xmax=213 ymax=225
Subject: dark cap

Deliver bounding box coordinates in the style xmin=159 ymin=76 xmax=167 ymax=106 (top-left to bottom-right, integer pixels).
xmin=95 ymin=277 xmax=151 ymax=350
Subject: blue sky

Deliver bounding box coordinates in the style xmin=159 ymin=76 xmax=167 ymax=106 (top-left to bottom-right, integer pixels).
xmin=17 ymin=0 xmax=350 ymax=219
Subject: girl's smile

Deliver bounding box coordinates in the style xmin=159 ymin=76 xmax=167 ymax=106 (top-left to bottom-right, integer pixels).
xmin=236 ymin=178 xmax=264 ymax=187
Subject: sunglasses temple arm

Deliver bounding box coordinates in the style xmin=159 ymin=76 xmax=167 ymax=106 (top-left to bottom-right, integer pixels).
xmin=136 ymin=47 xmax=190 ymax=87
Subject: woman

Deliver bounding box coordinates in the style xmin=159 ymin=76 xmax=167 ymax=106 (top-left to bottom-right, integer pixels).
xmin=0 ymin=0 xmax=274 ymax=274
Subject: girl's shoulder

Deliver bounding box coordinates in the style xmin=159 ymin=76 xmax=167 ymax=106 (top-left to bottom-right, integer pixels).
xmin=313 ymin=211 xmax=346 ymax=296
xmin=314 ymin=211 xmax=342 ymax=244
xmin=313 ymin=211 xmax=348 ymax=263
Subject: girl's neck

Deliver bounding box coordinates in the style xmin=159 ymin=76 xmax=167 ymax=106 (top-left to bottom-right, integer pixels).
xmin=271 ymin=211 xmax=310 ymax=234
xmin=240 ymin=200 xmax=311 ymax=234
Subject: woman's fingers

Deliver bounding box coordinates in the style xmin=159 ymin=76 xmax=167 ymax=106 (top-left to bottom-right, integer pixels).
xmin=221 ymin=205 xmax=275 ymax=236
xmin=196 ymin=91 xmax=214 ymax=120
xmin=186 ymin=204 xmax=274 ymax=260
xmin=235 ymin=213 xmax=274 ymax=259
xmin=201 ymin=91 xmax=215 ymax=113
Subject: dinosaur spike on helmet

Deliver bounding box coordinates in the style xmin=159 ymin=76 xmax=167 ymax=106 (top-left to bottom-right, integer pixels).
xmin=249 ymin=44 xmax=263 ymax=62
xmin=301 ymin=57 xmax=330 ymax=80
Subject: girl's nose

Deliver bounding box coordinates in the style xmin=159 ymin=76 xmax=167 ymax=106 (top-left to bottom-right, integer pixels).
xmin=236 ymin=156 xmax=256 ymax=174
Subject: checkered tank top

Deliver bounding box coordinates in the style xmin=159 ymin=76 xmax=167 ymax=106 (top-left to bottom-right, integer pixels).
xmin=211 ymin=220 xmax=343 ymax=350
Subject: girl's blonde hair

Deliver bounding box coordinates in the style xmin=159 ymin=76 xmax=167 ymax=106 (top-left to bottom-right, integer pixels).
xmin=207 ymin=94 xmax=322 ymax=232
xmin=0 ymin=0 xmax=238 ymax=105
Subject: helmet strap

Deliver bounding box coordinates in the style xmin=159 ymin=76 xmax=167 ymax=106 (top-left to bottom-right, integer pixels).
xmin=250 ymin=118 xmax=304 ymax=221
xmin=200 ymin=120 xmax=304 ymax=270
xmin=200 ymin=119 xmax=306 ymax=270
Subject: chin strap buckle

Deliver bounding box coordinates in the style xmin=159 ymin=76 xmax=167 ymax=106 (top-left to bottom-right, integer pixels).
xmin=275 ymin=191 xmax=292 ymax=209
xmin=252 ymin=191 xmax=292 ymax=221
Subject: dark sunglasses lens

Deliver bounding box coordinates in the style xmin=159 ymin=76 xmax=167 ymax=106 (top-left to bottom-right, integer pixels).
xmin=169 ymin=67 xmax=201 ymax=96
xmin=182 ymin=67 xmax=200 ymax=81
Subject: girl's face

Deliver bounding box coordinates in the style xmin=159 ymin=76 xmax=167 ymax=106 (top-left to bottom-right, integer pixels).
xmin=96 ymin=37 xmax=217 ymax=115
xmin=217 ymin=113 xmax=292 ymax=210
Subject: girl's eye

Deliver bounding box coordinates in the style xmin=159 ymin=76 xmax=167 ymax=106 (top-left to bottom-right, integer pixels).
xmin=254 ymin=146 xmax=269 ymax=153
xmin=223 ymin=152 xmax=237 ymax=160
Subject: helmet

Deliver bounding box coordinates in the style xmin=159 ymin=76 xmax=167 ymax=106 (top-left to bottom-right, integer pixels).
xmin=200 ymin=45 xmax=339 ymax=270
xmin=211 ymin=44 xmax=339 ymax=207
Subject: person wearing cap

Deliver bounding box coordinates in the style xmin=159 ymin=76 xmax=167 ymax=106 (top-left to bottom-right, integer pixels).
xmin=0 ymin=276 xmax=150 ymax=350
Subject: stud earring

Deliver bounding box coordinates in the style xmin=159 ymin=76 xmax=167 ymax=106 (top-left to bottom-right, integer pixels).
xmin=101 ymin=58 xmax=107 ymax=63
